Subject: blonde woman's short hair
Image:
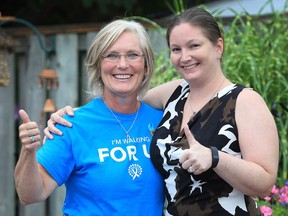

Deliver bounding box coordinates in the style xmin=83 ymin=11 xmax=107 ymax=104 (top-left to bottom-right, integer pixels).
xmin=86 ymin=19 xmax=154 ymax=98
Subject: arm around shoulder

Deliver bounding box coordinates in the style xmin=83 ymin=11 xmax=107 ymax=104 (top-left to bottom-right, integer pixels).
xmin=142 ymin=79 xmax=184 ymax=109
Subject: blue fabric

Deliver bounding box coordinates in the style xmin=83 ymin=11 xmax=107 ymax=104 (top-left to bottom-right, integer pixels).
xmin=37 ymin=98 xmax=164 ymax=216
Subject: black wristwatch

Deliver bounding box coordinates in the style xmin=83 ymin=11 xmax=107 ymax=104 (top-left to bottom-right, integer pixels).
xmin=210 ymin=146 xmax=219 ymax=168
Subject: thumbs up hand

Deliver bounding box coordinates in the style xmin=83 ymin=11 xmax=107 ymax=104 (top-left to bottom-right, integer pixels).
xmin=179 ymin=126 xmax=212 ymax=175
xmin=18 ymin=109 xmax=42 ymax=152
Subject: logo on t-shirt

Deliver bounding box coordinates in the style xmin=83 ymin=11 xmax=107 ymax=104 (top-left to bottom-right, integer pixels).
xmin=148 ymin=123 xmax=155 ymax=136
xmin=128 ymin=164 xmax=142 ymax=180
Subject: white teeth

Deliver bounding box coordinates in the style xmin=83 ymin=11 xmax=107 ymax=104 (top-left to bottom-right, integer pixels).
xmin=114 ymin=74 xmax=131 ymax=79
xmin=183 ymin=64 xmax=197 ymax=70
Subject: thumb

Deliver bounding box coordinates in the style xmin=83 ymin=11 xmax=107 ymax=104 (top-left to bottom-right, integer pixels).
xmin=19 ymin=109 xmax=31 ymax=123
xmin=184 ymin=125 xmax=196 ymax=148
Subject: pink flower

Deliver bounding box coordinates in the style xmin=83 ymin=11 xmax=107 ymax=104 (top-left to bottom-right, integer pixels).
xmin=260 ymin=206 xmax=272 ymax=216
xmin=271 ymin=185 xmax=279 ymax=194
xmin=278 ymin=185 xmax=288 ymax=205
xmin=264 ymin=196 xmax=271 ymax=201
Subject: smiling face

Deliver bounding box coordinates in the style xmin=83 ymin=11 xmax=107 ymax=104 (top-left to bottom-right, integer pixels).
xmin=169 ymin=23 xmax=223 ymax=82
xmin=101 ymin=31 xmax=146 ymax=99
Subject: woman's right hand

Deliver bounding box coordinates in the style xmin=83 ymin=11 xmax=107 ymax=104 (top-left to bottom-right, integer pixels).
xmin=19 ymin=109 xmax=42 ymax=151
xmin=43 ymin=106 xmax=75 ymax=140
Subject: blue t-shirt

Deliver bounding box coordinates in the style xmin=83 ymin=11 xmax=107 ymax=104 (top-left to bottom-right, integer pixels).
xmin=37 ymin=98 xmax=164 ymax=216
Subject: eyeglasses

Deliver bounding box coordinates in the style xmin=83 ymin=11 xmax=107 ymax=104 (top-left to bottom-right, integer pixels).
xmin=102 ymin=52 xmax=144 ymax=63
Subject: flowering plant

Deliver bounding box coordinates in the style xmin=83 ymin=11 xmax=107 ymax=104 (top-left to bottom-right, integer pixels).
xmin=258 ymin=181 xmax=288 ymax=216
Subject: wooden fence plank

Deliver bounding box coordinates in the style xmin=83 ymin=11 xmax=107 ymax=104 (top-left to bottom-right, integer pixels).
xmin=18 ymin=35 xmax=47 ymax=216
xmin=54 ymin=33 xmax=79 ymax=108
xmin=0 ymin=54 xmax=16 ymax=216
xmin=48 ymin=33 xmax=79 ymax=216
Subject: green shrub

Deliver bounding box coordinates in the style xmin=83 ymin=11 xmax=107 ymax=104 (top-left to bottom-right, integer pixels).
xmin=221 ymin=2 xmax=288 ymax=185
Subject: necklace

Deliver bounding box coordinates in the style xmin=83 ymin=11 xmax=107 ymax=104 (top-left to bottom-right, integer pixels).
xmin=188 ymin=77 xmax=226 ymax=116
xmin=104 ymin=101 xmax=140 ymax=140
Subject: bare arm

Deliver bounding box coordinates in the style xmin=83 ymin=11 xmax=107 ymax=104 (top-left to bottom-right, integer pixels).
xmin=142 ymin=79 xmax=184 ymax=109
xmin=180 ymin=89 xmax=278 ymax=198
xmin=15 ymin=110 xmax=58 ymax=204
xmin=214 ymin=89 xmax=279 ymax=197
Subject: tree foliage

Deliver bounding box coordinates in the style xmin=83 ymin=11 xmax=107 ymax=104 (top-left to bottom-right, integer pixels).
xmin=1 ymin=0 xmax=216 ymax=25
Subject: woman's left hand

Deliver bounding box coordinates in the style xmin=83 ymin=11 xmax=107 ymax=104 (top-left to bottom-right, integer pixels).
xmin=179 ymin=126 xmax=213 ymax=175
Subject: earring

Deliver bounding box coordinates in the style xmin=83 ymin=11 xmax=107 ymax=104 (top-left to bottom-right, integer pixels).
xmin=218 ymin=53 xmax=222 ymax=59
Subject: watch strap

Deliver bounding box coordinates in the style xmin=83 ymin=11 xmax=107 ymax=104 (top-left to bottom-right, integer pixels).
xmin=210 ymin=146 xmax=219 ymax=168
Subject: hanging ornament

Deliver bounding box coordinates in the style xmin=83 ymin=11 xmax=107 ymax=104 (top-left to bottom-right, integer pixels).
xmin=38 ymin=68 xmax=59 ymax=124
xmin=38 ymin=68 xmax=59 ymax=89
xmin=42 ymin=98 xmax=57 ymax=113
xmin=40 ymin=98 xmax=57 ymax=124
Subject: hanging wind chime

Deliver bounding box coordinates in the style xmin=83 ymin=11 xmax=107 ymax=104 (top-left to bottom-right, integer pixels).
xmin=39 ymin=68 xmax=59 ymax=124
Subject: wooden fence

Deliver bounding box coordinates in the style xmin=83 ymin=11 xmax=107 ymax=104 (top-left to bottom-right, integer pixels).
xmin=0 ymin=23 xmax=167 ymax=216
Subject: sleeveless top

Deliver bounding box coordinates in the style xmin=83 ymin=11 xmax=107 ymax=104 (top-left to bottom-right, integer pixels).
xmin=150 ymin=81 xmax=262 ymax=216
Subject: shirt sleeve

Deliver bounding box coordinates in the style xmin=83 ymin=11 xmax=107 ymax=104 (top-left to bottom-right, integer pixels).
xmin=36 ymin=122 xmax=75 ymax=186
